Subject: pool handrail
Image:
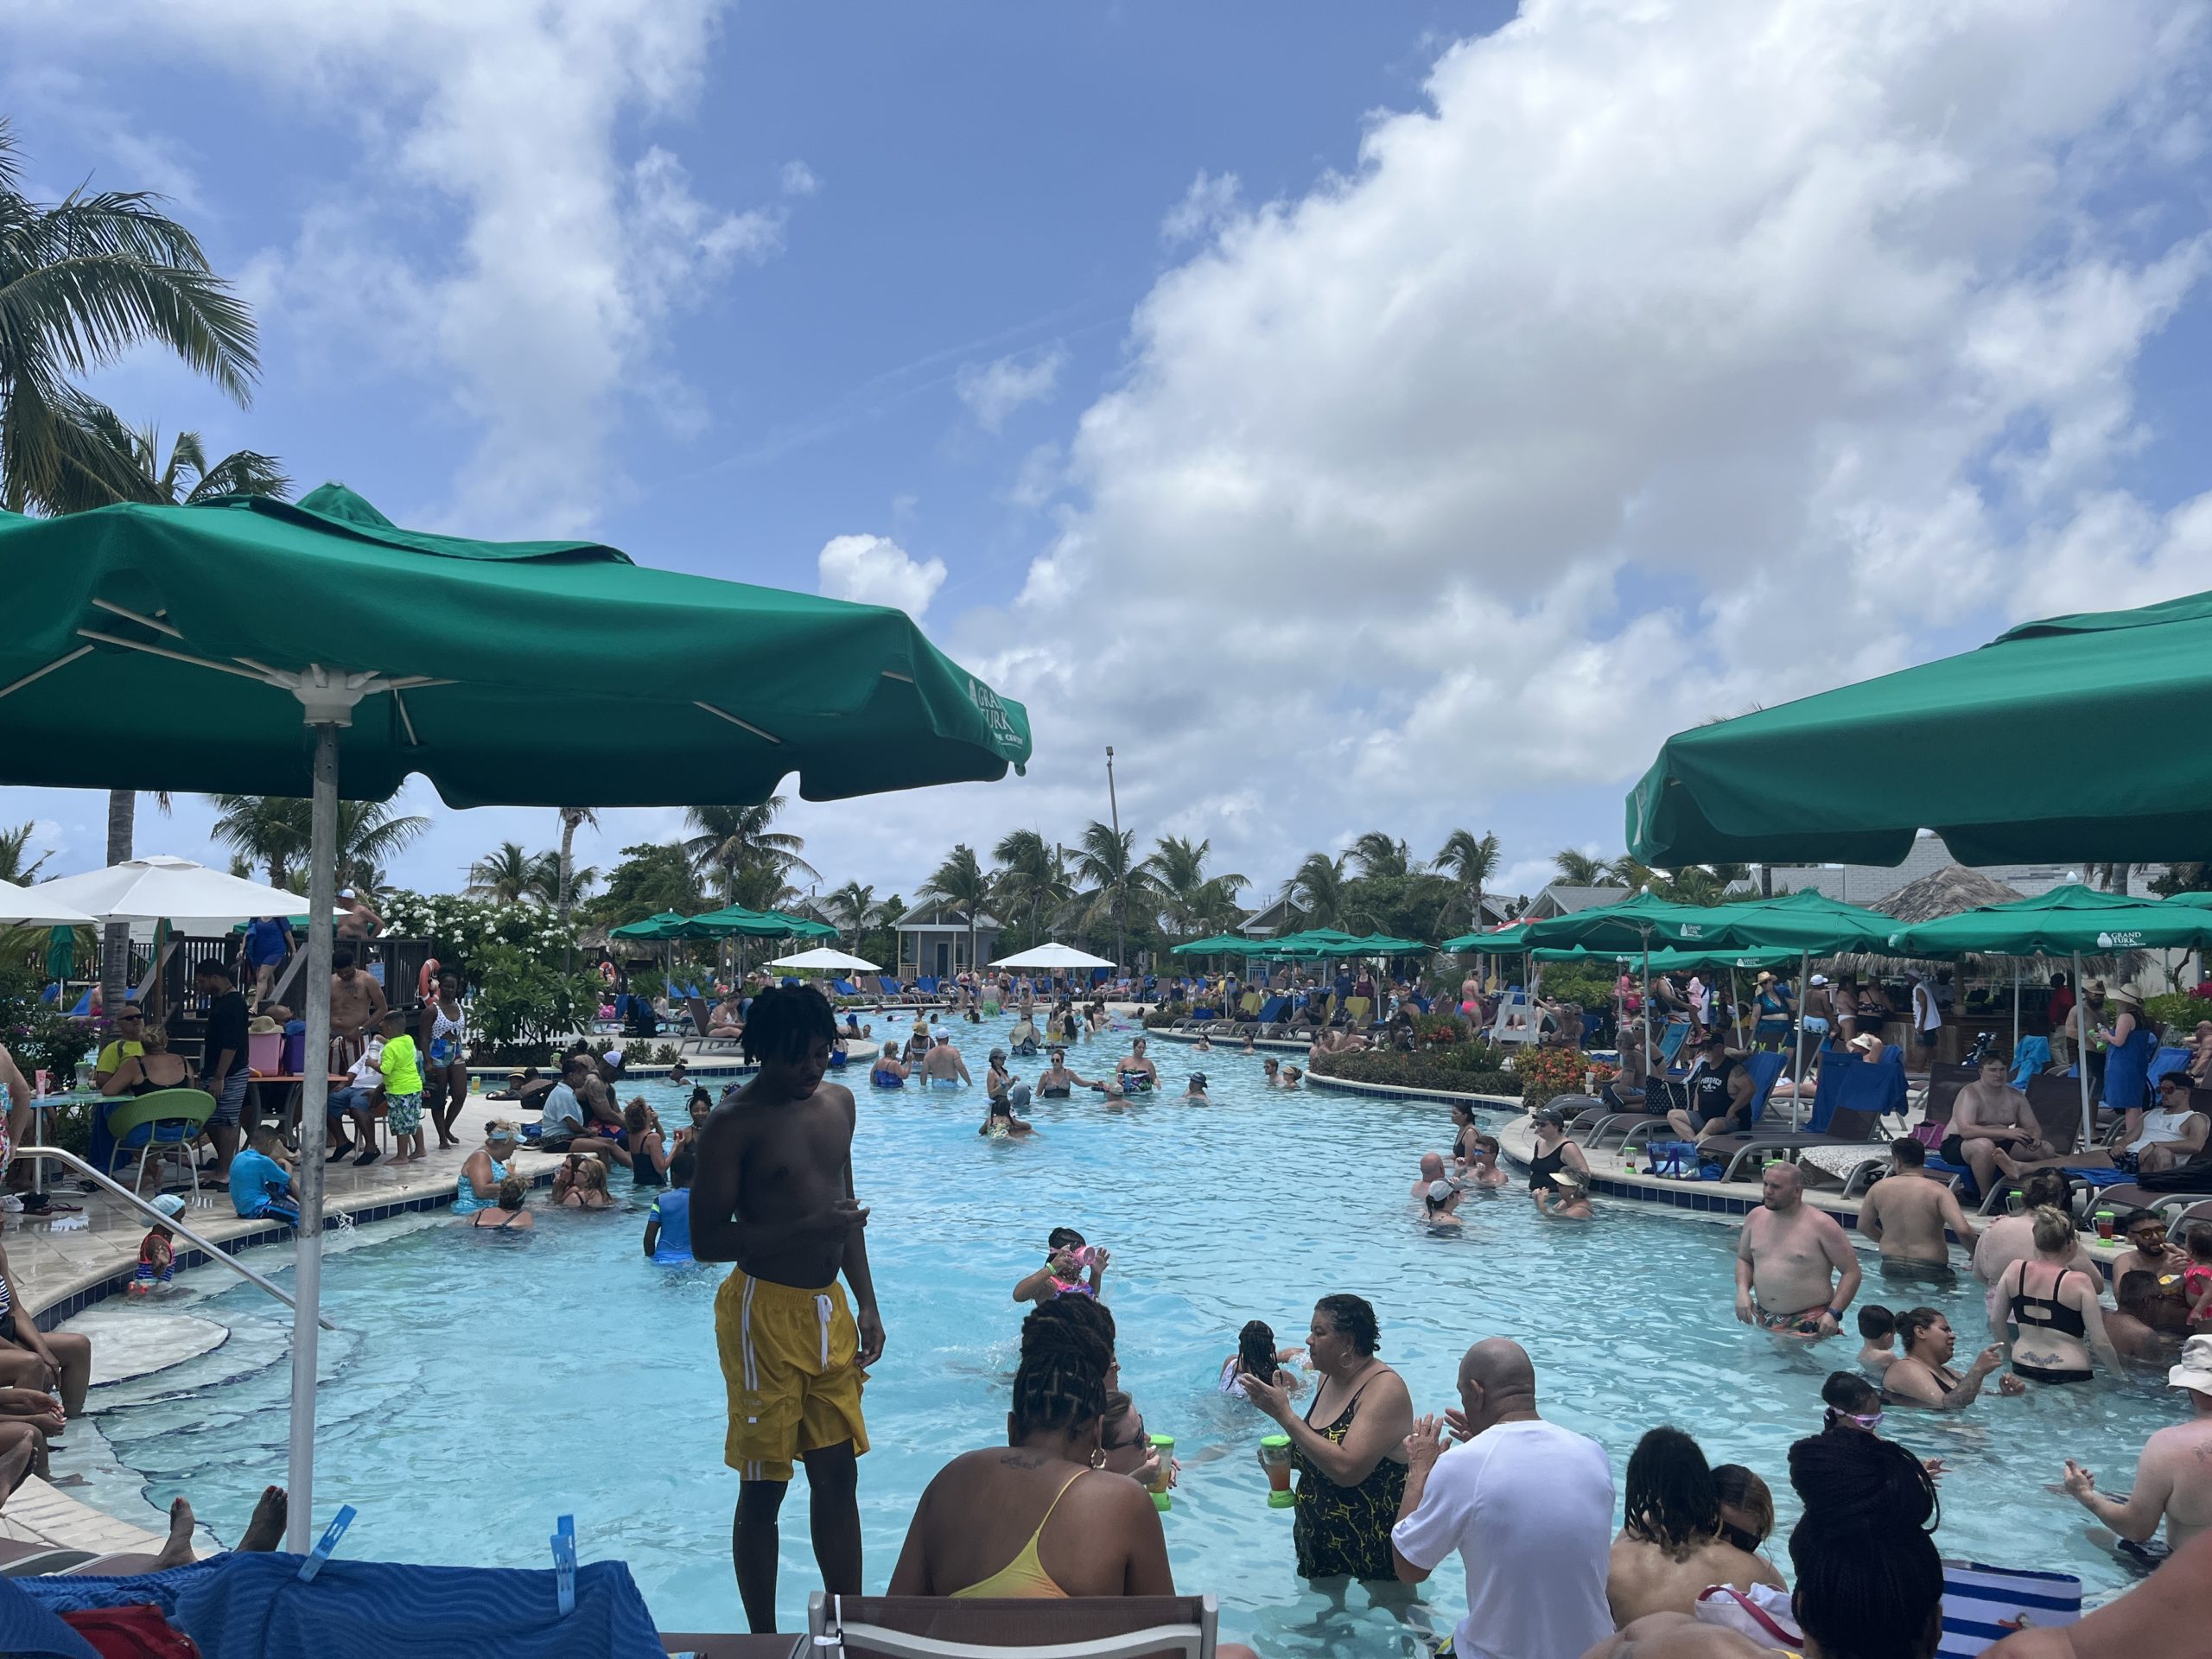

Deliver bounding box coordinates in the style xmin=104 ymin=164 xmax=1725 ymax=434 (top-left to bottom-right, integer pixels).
xmin=10 ymin=1144 xmax=339 ymax=1332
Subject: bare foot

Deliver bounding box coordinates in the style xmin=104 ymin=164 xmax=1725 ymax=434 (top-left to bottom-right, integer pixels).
xmin=1993 ymin=1147 xmax=2023 ymax=1180
xmin=152 ymin=1496 xmax=196 ymax=1570
xmin=238 ymin=1485 xmax=287 ymax=1553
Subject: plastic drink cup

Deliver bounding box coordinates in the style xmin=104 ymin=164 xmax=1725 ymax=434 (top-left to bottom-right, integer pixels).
xmin=1259 ymin=1433 xmax=1294 ymax=1508
xmin=1147 ymin=1435 xmax=1174 ymax=1510
xmin=2094 ymin=1211 xmax=2116 ymax=1241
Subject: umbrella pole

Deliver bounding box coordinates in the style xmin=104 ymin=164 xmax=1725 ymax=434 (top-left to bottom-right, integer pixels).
xmin=2012 ymin=968 xmax=2019 ymax=1056
xmin=2074 ymin=949 xmax=2091 ymax=1148
xmin=1640 ymin=931 xmax=1652 ymax=1084
xmin=287 ymin=723 xmax=339 ymax=1552
xmin=1793 ymin=950 xmax=1808 ymax=1130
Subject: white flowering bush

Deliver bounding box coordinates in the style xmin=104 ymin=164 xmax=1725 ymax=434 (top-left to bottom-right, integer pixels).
xmin=382 ymin=891 xmax=580 ymax=966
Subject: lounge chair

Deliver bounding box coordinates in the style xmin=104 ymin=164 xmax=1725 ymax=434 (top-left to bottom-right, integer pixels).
xmin=683 ymin=997 xmax=744 ymax=1055
xmin=2091 ymin=1186 xmax=2212 ymax=1227
xmin=1682 ymin=1050 xmax=1901 ymax=1184
xmin=1343 ymin=995 xmax=1374 ymax=1028
xmin=831 ymin=979 xmax=860 ymax=999
xmin=807 ymin=1592 xmax=1219 ymax=1659
xmin=1619 ymin=1051 xmax=1789 ymax=1157
xmin=1253 ymin=995 xmax=1292 ymax=1033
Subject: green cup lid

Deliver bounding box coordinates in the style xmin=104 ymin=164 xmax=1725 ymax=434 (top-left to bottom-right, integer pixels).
xmin=1149 ymin=1433 xmax=1174 ymax=1449
xmin=1261 ymin=1433 xmax=1290 ymax=1446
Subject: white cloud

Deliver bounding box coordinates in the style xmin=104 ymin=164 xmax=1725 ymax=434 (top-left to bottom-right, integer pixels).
xmin=817 ymin=533 xmax=949 ymax=619
xmin=15 ymin=0 xmax=789 ymax=536
xmin=780 ymin=159 xmax=821 ymax=197
xmin=1004 ymin=442 xmax=1064 ymax=509
xmin=954 ymin=346 xmax=1067 ymax=432
xmin=1160 ymin=169 xmax=1241 ymax=245
xmin=964 ymin=0 xmax=2211 ymax=896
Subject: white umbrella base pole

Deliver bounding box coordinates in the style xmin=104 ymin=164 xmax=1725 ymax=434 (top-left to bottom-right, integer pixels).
xmin=286 ymin=725 xmax=340 ymax=1550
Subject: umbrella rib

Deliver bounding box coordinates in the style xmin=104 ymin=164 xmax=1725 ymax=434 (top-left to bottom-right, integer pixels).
xmin=0 ymin=645 xmax=94 ymax=702
xmin=696 ymin=702 xmax=782 ymax=745
xmin=87 ymin=597 xmax=183 ymax=640
xmin=881 ymin=670 xmax=914 ymax=683
xmin=392 ymin=688 xmax=422 ymax=748
xmin=73 ymin=629 xmax=270 ymax=683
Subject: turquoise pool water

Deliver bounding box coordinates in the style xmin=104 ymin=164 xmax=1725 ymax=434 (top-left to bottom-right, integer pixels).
xmin=83 ymin=1008 xmax=2183 ymax=1651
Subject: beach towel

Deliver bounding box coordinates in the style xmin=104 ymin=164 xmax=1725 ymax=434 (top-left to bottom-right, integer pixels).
xmin=1937 ymin=1560 xmax=2080 ymax=1657
xmin=22 ymin=1555 xmax=662 ymax=1659
xmin=0 ymin=1572 xmax=101 ymax=1658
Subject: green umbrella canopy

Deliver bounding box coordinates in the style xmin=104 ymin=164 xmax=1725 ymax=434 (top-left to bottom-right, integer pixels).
xmin=763 ymin=912 xmax=839 ymax=940
xmin=1329 ymin=933 xmax=1431 ymax=955
xmin=1170 ymin=933 xmax=1251 ymax=956
xmin=1518 ymin=890 xmax=1749 ymax=952
xmin=44 ymin=925 xmax=73 ymax=981
xmin=1690 ymin=887 xmax=1899 ymax=955
xmin=1890 ymin=883 xmax=2212 ymax=958
xmin=1248 ymin=927 xmax=1363 ymax=957
xmin=687 ymin=904 xmax=804 ymax=938
xmin=1629 ymin=588 xmax=2212 ymax=868
xmin=1443 ymin=924 xmax=1534 ymax=953
xmin=608 ymin=911 xmax=713 ymax=940
xmin=0 ymin=485 xmax=1031 ymax=806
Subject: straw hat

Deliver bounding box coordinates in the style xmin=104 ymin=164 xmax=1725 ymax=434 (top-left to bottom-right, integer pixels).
xmin=1849 ymin=1033 xmax=1883 ymax=1055
xmin=246 ymin=1014 xmax=283 ymax=1034
xmin=2109 ymin=983 xmax=2145 ymax=1009
xmin=2169 ymin=1335 xmax=2212 ymax=1396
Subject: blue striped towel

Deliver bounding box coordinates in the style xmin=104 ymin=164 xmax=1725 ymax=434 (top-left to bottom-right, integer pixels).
xmin=1939 ymin=1560 xmax=2081 ymax=1656
xmin=22 ymin=1554 xmax=663 ymax=1659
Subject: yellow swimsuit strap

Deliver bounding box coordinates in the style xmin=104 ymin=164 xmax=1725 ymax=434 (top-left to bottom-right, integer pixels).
xmin=949 ymin=1468 xmax=1090 ymax=1599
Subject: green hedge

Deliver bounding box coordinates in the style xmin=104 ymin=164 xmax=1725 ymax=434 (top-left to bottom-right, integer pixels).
xmin=2148 ymin=991 xmax=2209 ymax=1035
xmin=1306 ymin=1046 xmax=1518 ymax=1097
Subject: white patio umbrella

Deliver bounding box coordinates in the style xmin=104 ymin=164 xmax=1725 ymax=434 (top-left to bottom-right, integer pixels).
xmin=33 ymin=855 xmax=313 ymax=929
xmin=990 ymin=942 xmax=1117 ymax=969
xmin=766 ymin=947 xmax=880 ymax=973
xmin=0 ymin=879 xmax=98 ymax=926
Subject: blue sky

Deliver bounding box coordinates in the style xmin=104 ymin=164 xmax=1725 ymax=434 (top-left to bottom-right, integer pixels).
xmin=4 ymin=1 xmax=2209 ymax=910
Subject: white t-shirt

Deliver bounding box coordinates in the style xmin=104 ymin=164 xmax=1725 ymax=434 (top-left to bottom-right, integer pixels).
xmin=1913 ymin=981 xmax=1941 ymax=1033
xmin=1389 ymin=1418 xmax=1615 ymax=1659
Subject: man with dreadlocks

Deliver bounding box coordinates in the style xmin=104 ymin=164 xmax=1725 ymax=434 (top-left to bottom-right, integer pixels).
xmin=694 ymin=983 xmax=884 ymax=1633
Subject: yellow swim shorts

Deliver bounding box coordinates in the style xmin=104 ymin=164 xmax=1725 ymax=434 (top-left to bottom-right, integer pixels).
xmin=716 ymin=1268 xmax=868 ymax=1482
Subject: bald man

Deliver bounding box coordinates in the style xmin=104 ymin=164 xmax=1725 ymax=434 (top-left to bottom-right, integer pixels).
xmin=1392 ymin=1338 xmax=1615 ymax=1659
xmin=1734 ymin=1162 xmax=1859 ymax=1338
xmin=1411 ymin=1151 xmax=1448 ymax=1199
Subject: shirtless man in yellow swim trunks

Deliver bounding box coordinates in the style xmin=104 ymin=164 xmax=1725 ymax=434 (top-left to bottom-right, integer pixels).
xmin=693 ymin=985 xmax=885 ymax=1634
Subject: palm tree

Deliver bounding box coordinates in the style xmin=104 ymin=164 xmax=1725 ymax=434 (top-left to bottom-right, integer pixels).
xmin=684 ymin=800 xmax=817 ymax=906
xmin=1604 ymin=855 xmax=1651 ymax=892
xmin=65 ymin=407 xmax=289 ymax=507
xmin=1349 ymin=832 xmax=1413 ymax=880
xmin=206 ymin=794 xmax=428 ymax=893
xmin=1284 ymin=852 xmax=1354 ymax=931
xmin=528 ymin=854 xmax=595 ymax=911
xmin=0 ymin=822 xmax=48 ymax=884
xmin=556 ymin=807 xmax=597 ymax=927
xmin=1070 ymin=821 xmax=1144 ymax=968
xmin=991 ymin=829 xmax=1073 ymax=948
xmin=3 ymin=121 xmax=264 ymax=1014
xmin=1142 ymin=835 xmax=1247 ymax=943
xmin=1554 ymin=849 xmax=1609 ymax=887
xmin=825 ymin=881 xmax=880 ymax=948
xmin=919 ymin=844 xmax=991 ymax=970
xmin=1433 ymin=829 xmax=1501 ymax=932
xmin=467 ymin=842 xmax=542 ymax=906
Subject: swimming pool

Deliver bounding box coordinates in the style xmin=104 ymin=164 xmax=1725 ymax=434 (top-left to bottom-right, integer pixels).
xmin=78 ymin=1007 xmax=2183 ymax=1651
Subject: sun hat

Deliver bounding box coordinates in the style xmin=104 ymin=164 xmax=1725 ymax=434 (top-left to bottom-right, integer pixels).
xmin=1849 ymin=1033 xmax=1883 ymax=1054
xmin=246 ymin=1014 xmax=282 ymax=1034
xmin=2110 ymin=983 xmax=2145 ymax=1008
xmin=152 ymin=1193 xmax=187 ymax=1220
xmin=2168 ymin=1335 xmax=2212 ymax=1395
xmin=1551 ymin=1168 xmax=1586 ymax=1191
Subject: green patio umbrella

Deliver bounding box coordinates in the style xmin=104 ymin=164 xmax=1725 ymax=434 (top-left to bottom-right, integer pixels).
xmin=1442 ymin=923 xmax=1533 ymax=953
xmin=1169 ymin=933 xmax=1250 ymax=956
xmin=0 ymin=483 xmax=1030 ymax=1548
xmin=43 ymin=925 xmax=73 ymax=982
xmin=764 ymin=911 xmax=840 ymax=940
xmin=609 ymin=911 xmax=714 ymax=940
xmin=1629 ymin=587 xmax=2212 ymax=868
xmin=1890 ymin=884 xmax=2212 ymax=1142
xmin=689 ymin=904 xmax=806 ymax=938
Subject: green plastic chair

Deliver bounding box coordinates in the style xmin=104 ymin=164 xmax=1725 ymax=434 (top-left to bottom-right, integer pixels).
xmin=102 ymin=1088 xmax=215 ymax=1203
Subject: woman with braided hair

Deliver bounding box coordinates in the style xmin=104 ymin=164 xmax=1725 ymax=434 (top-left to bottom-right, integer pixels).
xmin=887 ymin=1299 xmax=1172 ymax=1599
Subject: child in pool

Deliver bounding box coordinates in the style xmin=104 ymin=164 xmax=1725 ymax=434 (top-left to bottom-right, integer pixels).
xmin=1857 ymin=1305 xmax=1899 ymax=1373
xmin=2184 ymin=1224 xmax=2212 ymax=1328
xmin=131 ymin=1193 xmax=187 ymax=1294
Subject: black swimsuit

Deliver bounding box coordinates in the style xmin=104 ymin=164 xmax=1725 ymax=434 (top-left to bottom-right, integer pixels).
xmin=1529 ymin=1139 xmax=1568 ymax=1192
xmin=1292 ymin=1375 xmax=1407 ymax=1580
xmin=2009 ymin=1264 xmax=2094 ymax=1382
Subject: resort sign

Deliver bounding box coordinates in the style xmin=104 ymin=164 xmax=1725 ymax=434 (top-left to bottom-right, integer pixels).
xmin=968 ymin=675 xmax=1028 ymax=762
xmin=2095 ymin=930 xmax=2145 ymax=949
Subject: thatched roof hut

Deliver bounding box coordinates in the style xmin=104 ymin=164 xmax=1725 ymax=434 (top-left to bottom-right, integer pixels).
xmin=1872 ymin=866 xmax=2025 ymax=925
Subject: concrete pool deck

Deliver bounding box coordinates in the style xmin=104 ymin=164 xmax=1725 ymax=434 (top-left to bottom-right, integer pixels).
xmin=2 ymin=1091 xmax=571 ymax=1554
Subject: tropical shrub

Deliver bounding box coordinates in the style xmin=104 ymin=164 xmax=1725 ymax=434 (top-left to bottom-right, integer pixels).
xmin=2147 ymin=991 xmax=2209 ymax=1036
xmin=1306 ymin=1041 xmax=1517 ymax=1098
xmin=381 ymin=890 xmax=581 ymax=970
xmin=1143 ymin=1003 xmax=1192 ymax=1029
xmin=0 ymin=956 xmax=95 ymax=1083
xmin=466 ymin=944 xmax=605 ymax=1061
xmin=1513 ymin=1045 xmax=1593 ymax=1108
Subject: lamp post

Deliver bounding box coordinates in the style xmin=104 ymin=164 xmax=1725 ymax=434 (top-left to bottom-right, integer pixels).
xmin=1106 ymin=746 xmax=1125 ymax=971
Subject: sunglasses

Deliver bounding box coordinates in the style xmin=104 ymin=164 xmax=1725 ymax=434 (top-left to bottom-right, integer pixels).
xmin=1719 ymin=1522 xmax=1764 ymax=1554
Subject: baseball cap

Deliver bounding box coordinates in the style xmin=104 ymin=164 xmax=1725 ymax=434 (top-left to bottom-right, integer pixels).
xmin=153 ymin=1193 xmax=187 ymax=1220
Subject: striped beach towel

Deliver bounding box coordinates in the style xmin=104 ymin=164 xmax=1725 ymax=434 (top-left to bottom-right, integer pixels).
xmin=1939 ymin=1560 xmax=2081 ymax=1656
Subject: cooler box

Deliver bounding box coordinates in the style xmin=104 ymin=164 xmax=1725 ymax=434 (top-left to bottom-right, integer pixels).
xmin=282 ymin=1023 xmax=307 ymax=1074
xmin=248 ymin=1032 xmax=283 ymax=1075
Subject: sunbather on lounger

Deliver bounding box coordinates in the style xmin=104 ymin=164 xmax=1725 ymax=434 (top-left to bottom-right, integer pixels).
xmin=1946 ymin=1058 xmax=2055 ymax=1196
